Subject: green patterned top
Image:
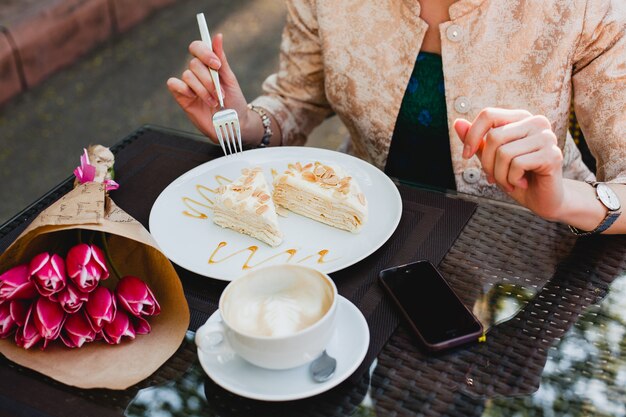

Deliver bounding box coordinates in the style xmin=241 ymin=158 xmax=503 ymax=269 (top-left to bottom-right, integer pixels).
xmin=385 ymin=52 xmax=456 ymax=190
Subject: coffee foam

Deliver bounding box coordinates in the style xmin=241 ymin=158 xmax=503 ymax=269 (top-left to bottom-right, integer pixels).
xmin=222 ymin=267 xmax=334 ymax=337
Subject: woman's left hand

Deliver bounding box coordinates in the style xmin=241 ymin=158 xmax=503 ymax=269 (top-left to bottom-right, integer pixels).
xmin=454 ymin=108 xmax=566 ymax=221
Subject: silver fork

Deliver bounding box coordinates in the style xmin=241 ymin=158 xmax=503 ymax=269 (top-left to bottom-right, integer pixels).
xmin=196 ymin=13 xmax=242 ymax=155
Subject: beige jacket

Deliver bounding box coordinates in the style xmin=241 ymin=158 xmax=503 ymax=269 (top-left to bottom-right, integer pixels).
xmin=252 ymin=0 xmax=626 ymax=200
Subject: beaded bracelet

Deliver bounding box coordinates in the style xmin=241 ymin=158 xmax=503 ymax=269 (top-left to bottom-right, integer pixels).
xmin=247 ymin=104 xmax=273 ymax=148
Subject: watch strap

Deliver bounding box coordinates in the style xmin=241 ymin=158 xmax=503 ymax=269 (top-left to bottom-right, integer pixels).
xmin=569 ymin=181 xmax=621 ymax=236
xmin=569 ymin=211 xmax=621 ymax=236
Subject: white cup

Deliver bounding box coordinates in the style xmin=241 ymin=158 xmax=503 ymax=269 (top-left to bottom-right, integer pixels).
xmin=195 ymin=264 xmax=338 ymax=370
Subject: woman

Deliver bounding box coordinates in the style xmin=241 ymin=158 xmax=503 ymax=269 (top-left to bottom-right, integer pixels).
xmin=167 ymin=0 xmax=626 ymax=235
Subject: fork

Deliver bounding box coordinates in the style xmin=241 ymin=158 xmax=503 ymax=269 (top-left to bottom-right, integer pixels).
xmin=196 ymin=13 xmax=243 ymax=155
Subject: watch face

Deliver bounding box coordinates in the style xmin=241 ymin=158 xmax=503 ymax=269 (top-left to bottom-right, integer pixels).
xmin=597 ymin=183 xmax=621 ymax=211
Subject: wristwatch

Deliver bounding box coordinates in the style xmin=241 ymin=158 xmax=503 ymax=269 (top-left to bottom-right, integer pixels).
xmin=569 ymin=181 xmax=621 ymax=236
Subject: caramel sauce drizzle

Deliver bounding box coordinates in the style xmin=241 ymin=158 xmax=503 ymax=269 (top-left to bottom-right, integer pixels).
xmin=297 ymin=249 xmax=339 ymax=264
xmin=182 ymin=175 xmax=341 ymax=270
xmin=208 ymin=242 xmax=337 ymax=270
xmin=182 ymin=176 xmax=232 ymax=219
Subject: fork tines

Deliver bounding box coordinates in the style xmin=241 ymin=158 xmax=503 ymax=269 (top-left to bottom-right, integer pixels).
xmin=213 ymin=109 xmax=243 ymax=155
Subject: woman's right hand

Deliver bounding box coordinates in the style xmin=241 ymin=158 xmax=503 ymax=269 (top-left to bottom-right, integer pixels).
xmin=167 ymin=34 xmax=250 ymax=142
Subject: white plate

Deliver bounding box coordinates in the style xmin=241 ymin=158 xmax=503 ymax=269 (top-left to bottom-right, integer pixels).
xmin=149 ymin=147 xmax=402 ymax=281
xmin=197 ymin=296 xmax=370 ymax=401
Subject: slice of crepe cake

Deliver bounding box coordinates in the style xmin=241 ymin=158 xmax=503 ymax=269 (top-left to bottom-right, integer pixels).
xmin=273 ymin=161 xmax=368 ymax=233
xmin=212 ymin=167 xmax=283 ymax=246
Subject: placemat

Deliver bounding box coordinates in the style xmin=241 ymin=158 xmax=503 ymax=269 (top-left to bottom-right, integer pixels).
xmin=0 ymin=126 xmax=477 ymax=383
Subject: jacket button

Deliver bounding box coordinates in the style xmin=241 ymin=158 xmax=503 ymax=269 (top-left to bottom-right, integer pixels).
xmin=454 ymin=96 xmax=471 ymax=114
xmin=446 ymin=24 xmax=463 ymax=42
xmin=462 ymin=168 xmax=481 ymax=184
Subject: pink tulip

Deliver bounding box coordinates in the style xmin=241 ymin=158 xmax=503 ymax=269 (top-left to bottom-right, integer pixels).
xmin=29 ymin=253 xmax=67 ymax=297
xmin=33 ymin=297 xmax=65 ymax=340
xmin=0 ymin=303 xmax=16 ymax=338
xmin=60 ymin=310 xmax=97 ymax=348
xmin=73 ymin=148 xmax=97 ymax=184
xmin=74 ymin=148 xmax=119 ymax=191
xmin=57 ymin=282 xmax=89 ymax=314
xmin=85 ymin=286 xmax=116 ymax=330
xmin=15 ymin=306 xmax=42 ymax=349
xmin=102 ymin=310 xmax=135 ymax=344
xmin=116 ymin=276 xmax=160 ymax=317
xmin=132 ymin=315 xmax=151 ymax=335
xmin=10 ymin=299 xmax=30 ymax=327
xmin=104 ymin=179 xmax=119 ymax=192
xmin=0 ymin=264 xmax=37 ymax=302
xmin=0 ymin=300 xmax=30 ymax=339
xmin=66 ymin=244 xmax=109 ymax=292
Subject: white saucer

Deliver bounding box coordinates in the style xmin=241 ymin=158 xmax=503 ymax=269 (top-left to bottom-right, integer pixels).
xmin=196 ymin=296 xmax=370 ymax=401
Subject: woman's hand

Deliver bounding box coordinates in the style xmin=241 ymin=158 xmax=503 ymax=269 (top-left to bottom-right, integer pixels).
xmin=454 ymin=108 xmax=566 ymax=221
xmin=167 ymin=34 xmax=250 ymax=142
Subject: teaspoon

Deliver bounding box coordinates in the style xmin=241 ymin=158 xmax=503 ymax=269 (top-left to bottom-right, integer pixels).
xmin=310 ymin=350 xmax=337 ymax=383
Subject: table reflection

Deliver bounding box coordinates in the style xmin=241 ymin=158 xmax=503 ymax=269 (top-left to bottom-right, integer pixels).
xmin=125 ymin=332 xmax=373 ymax=417
xmin=486 ymin=259 xmax=626 ymax=415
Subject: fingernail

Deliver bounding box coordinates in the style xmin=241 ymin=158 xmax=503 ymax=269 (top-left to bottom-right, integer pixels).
xmin=463 ymin=144 xmax=471 ymax=159
xmin=209 ymin=59 xmax=221 ymax=69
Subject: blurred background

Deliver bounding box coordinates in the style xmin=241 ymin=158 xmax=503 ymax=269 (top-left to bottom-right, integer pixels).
xmin=0 ymin=0 xmax=345 ymax=225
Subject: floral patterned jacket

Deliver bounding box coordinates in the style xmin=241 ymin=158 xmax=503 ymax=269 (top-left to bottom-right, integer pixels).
xmin=251 ymin=0 xmax=626 ymax=201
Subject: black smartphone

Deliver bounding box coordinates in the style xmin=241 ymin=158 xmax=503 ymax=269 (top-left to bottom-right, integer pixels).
xmin=379 ymin=260 xmax=483 ymax=351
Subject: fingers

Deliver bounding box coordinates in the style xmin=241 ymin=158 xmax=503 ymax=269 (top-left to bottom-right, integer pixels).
xmin=455 ymin=118 xmax=486 ymax=164
xmin=166 ymin=77 xmax=195 ymax=99
xmin=170 ymin=34 xmax=240 ymax=113
xmin=459 ymin=108 xmax=562 ymax=193
xmin=481 ymin=119 xmax=533 ymax=184
xmin=182 ymin=69 xmax=217 ymax=106
xmin=212 ymin=34 xmax=239 ymax=86
xmin=189 ymin=57 xmax=219 ymax=102
xmin=491 ymin=133 xmax=546 ymax=191
xmin=482 ymin=115 xmax=555 ymax=187
xmin=461 ymin=108 xmax=532 ymax=158
xmin=188 ymin=34 xmax=238 ymax=86
xmin=453 ymin=118 xmax=471 ymax=142
xmin=506 ymin=145 xmax=563 ymax=191
xmin=188 ymin=40 xmax=221 ymax=102
xmin=187 ymin=35 xmax=239 ymax=102
xmin=189 ymin=40 xmax=221 ymax=70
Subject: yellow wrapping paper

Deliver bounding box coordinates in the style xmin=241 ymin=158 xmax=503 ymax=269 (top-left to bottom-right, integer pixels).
xmin=0 ymin=182 xmax=190 ymax=389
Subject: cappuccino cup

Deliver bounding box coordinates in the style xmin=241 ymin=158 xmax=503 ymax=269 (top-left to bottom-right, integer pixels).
xmin=195 ymin=265 xmax=337 ymax=370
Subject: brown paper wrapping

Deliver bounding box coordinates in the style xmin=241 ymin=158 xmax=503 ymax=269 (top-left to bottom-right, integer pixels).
xmin=0 ymin=182 xmax=190 ymax=390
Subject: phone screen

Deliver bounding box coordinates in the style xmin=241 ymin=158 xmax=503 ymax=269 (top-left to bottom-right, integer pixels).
xmin=379 ymin=261 xmax=482 ymax=348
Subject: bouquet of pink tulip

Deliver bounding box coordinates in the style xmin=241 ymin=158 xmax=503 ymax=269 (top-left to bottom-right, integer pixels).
xmin=0 ymin=242 xmax=160 ymax=349
xmin=0 ymin=145 xmax=189 ymax=390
